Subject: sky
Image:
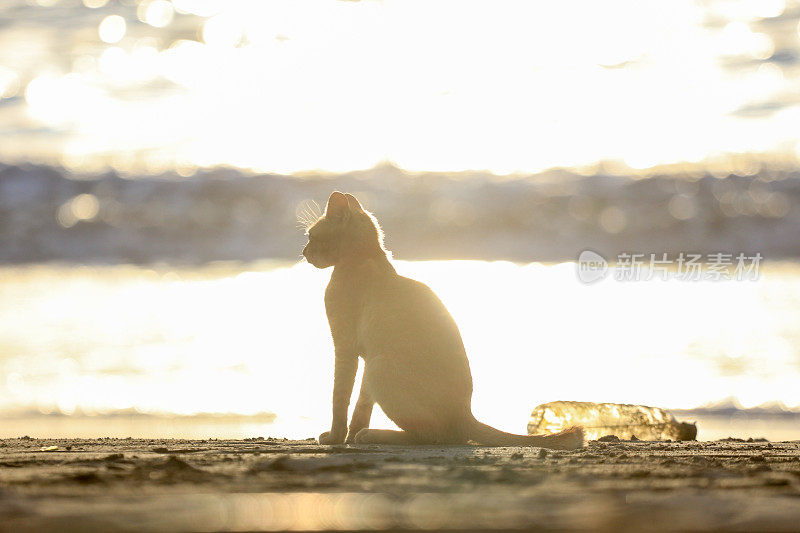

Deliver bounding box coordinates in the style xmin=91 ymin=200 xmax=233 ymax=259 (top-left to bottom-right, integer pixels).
xmin=1 ymin=0 xmax=800 ymax=175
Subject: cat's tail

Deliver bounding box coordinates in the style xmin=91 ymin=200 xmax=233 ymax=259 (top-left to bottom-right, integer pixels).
xmin=468 ymin=417 xmax=585 ymax=449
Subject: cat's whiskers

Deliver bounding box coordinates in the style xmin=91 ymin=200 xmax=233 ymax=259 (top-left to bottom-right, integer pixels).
xmin=296 ymin=199 xmax=323 ymax=231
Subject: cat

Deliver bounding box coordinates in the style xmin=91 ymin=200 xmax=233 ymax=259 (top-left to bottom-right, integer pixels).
xmin=303 ymin=191 xmax=584 ymax=449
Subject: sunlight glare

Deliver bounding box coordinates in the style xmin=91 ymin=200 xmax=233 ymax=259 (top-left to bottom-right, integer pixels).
xmin=1 ymin=261 xmax=800 ymax=437
xmin=98 ymin=15 xmax=127 ymax=44
xmin=10 ymin=0 xmax=799 ymax=174
xmin=138 ymin=0 xmax=174 ymax=28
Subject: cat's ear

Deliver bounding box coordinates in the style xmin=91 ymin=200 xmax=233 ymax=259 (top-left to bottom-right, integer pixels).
xmin=326 ymin=191 xmax=350 ymax=220
xmin=344 ymin=193 xmax=364 ymax=213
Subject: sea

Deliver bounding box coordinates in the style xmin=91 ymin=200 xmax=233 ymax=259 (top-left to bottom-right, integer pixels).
xmin=2 ymin=259 xmax=800 ymax=441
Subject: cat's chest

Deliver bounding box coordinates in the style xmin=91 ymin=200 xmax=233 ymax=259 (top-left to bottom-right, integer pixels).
xmin=324 ymin=281 xmax=371 ymax=340
xmin=325 ymin=284 xmax=360 ymax=320
xmin=326 ymin=289 xmax=384 ymax=348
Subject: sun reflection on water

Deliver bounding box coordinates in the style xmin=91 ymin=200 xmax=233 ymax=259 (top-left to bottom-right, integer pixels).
xmin=2 ymin=0 xmax=800 ymax=174
xmin=1 ymin=260 xmax=800 ymax=438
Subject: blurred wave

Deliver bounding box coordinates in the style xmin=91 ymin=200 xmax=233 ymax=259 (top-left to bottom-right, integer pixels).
xmin=1 ymin=162 xmax=798 ymax=264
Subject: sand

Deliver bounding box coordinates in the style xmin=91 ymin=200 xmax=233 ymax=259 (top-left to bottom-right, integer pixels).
xmin=2 ymin=437 xmax=800 ymax=532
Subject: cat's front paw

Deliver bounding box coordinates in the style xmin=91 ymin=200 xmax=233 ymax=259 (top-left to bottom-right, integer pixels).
xmin=318 ymin=430 xmax=345 ymax=445
xmin=344 ymin=428 xmax=363 ymax=444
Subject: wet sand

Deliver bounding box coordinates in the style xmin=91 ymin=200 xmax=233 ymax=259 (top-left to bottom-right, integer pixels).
xmin=2 ymin=437 xmax=800 ymax=532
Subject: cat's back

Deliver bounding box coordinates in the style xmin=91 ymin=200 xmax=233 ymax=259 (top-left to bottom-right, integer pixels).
xmin=375 ymin=274 xmax=447 ymax=316
xmin=362 ymin=273 xmax=465 ymax=352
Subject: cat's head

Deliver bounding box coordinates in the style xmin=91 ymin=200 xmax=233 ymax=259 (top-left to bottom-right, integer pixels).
xmin=302 ymin=191 xmax=386 ymax=269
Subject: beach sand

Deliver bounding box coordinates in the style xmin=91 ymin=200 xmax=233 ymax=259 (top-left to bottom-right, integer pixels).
xmin=2 ymin=437 xmax=800 ymax=532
